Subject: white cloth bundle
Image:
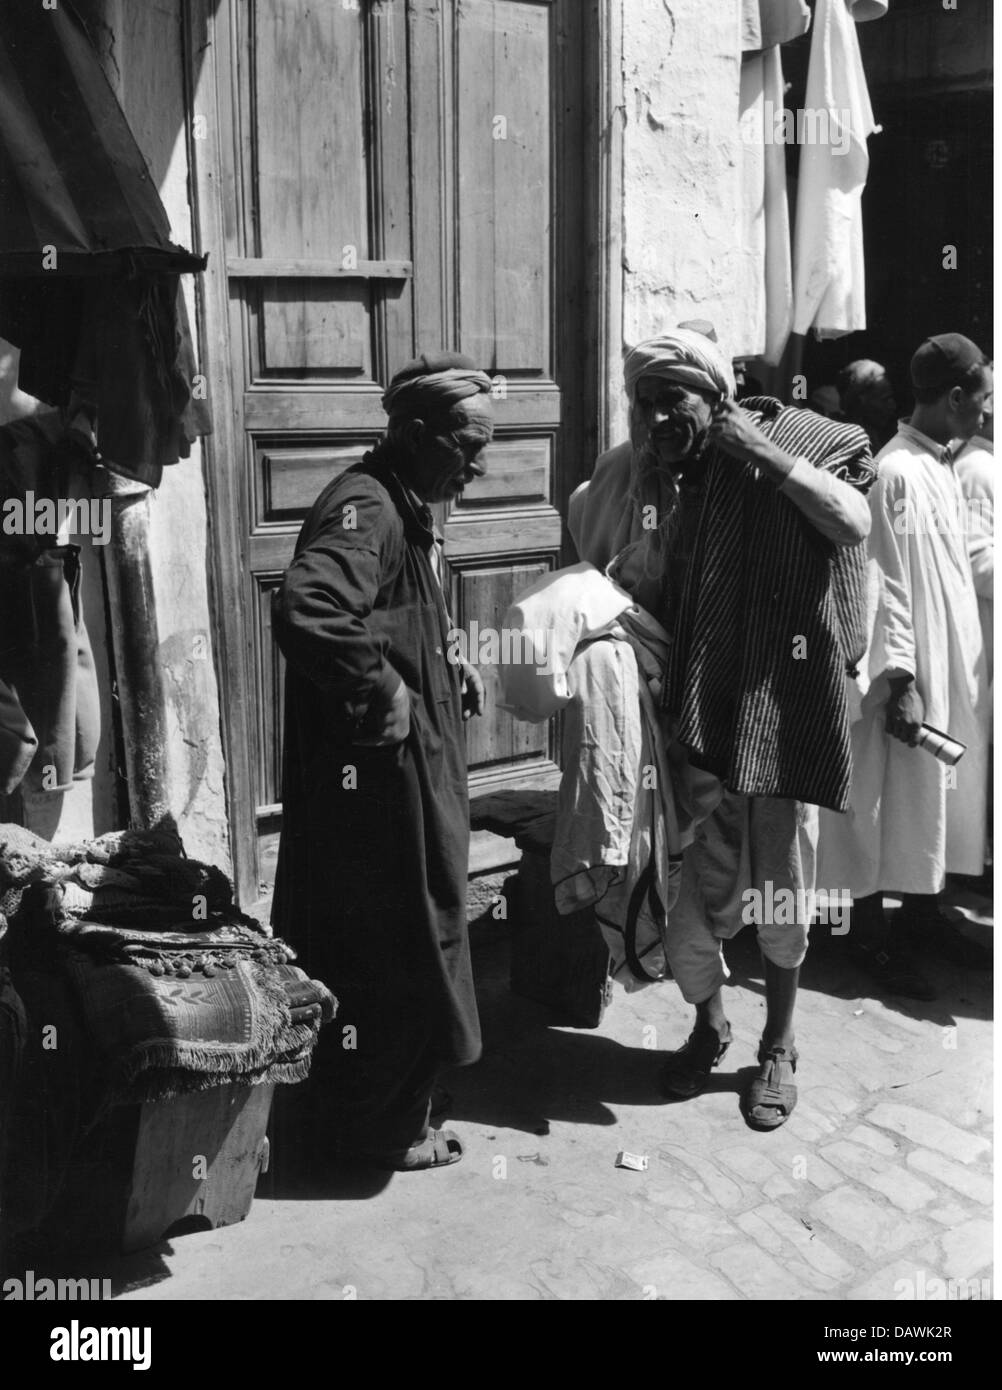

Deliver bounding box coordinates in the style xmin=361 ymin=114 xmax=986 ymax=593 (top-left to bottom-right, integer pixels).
xmin=497 ymin=563 xmax=634 ymax=722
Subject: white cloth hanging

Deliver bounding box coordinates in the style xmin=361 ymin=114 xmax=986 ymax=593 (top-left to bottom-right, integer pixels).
xmin=792 ymin=0 xmax=879 ymax=338
xmin=741 ymin=0 xmax=812 ymax=51
xmin=736 ymin=45 xmax=794 ymax=362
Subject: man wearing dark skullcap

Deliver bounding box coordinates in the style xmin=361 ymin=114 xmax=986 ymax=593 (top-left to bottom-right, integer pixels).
xmin=819 ymin=334 xmax=993 ymax=998
xmin=272 ymin=351 xmax=493 ymax=1169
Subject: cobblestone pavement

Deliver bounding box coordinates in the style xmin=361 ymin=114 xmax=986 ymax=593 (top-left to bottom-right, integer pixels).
xmin=27 ymin=885 xmax=991 ymax=1302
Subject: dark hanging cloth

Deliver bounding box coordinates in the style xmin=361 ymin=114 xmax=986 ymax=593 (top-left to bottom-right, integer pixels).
xmin=0 ymin=274 xmax=210 ymax=487
xmin=0 ymin=413 xmax=100 ymax=796
xmin=270 ymin=449 xmax=480 ymax=1151
xmin=664 ymin=398 xmax=875 ymax=813
xmin=0 ymin=0 xmax=209 ymax=487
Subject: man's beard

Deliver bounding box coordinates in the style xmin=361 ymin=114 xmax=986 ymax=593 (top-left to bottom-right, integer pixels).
xmin=645 ymin=412 xmax=711 ymax=479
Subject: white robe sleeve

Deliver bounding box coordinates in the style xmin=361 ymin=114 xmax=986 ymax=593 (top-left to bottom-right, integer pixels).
xmin=866 ymin=466 xmax=916 ymax=681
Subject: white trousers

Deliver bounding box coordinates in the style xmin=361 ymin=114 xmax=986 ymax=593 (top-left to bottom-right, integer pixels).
xmin=663 ymin=773 xmax=819 ymax=1004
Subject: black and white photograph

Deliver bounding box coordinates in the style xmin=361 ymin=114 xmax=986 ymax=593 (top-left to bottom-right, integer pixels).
xmin=0 ymin=0 xmax=994 ymax=1348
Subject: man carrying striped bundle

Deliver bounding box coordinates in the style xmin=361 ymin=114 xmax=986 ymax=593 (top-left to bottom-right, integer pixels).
xmin=571 ymin=327 xmax=875 ymax=1129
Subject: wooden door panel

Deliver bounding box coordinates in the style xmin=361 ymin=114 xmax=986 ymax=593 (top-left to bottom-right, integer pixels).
xmin=242 ymin=393 xmax=390 ymax=431
xmin=253 ymin=0 xmax=369 ymax=254
xmin=442 ymin=0 xmax=567 ymax=783
xmin=201 ymin=0 xmax=588 ymax=887
xmin=407 ymin=1 xmax=456 ymax=356
xmin=456 ymin=436 xmax=553 ymax=507
xmin=257 ymin=281 xmax=372 ymax=375
xmin=254 ymin=437 xmax=380 ymax=524
xmin=253 ymin=0 xmax=371 ymax=374
xmin=446 ymin=430 xmax=560 ymax=560
xmin=457 ymin=0 xmax=553 ymax=371
xmin=457 ymin=561 xmax=552 ymax=772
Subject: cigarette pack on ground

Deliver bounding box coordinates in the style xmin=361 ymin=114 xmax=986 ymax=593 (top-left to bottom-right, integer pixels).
xmin=615 ymin=1150 xmax=649 ymax=1172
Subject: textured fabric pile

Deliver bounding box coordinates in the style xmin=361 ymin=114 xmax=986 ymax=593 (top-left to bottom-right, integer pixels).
xmin=58 ymin=953 xmax=334 ymax=1110
xmin=0 ymin=823 xmax=233 ymax=934
xmin=1 ymin=823 xmax=336 ymax=1109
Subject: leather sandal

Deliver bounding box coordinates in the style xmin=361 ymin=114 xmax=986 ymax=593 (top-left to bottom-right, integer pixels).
xmin=659 ymin=1020 xmax=732 ymax=1099
xmin=742 ymin=1041 xmax=798 ymax=1131
xmin=352 ymin=1128 xmax=464 ymax=1172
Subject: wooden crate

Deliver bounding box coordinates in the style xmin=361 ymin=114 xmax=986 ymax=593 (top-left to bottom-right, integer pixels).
xmin=45 ymin=1082 xmax=273 ymax=1253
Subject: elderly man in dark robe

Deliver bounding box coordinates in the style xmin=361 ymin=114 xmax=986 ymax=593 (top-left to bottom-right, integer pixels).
xmin=571 ymin=329 xmax=875 ymax=1129
xmin=271 ymin=351 xmax=493 ymax=1170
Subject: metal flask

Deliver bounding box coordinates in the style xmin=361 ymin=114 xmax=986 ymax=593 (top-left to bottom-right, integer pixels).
xmin=914 ymin=724 xmax=967 ymax=766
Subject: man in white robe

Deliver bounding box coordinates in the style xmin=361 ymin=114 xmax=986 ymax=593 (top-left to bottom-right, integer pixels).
xmin=954 ymin=407 xmax=994 ymax=893
xmin=954 ymin=409 xmax=994 ymax=687
xmin=818 ymin=334 xmax=993 ymax=998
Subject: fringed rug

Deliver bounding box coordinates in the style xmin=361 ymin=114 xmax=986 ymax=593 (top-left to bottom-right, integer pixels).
xmin=60 ymin=948 xmax=336 ymax=1114
xmin=1 ymin=822 xmax=337 ymax=1113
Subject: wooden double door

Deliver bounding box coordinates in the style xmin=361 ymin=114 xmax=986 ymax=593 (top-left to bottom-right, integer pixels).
xmin=191 ymin=0 xmax=595 ymax=904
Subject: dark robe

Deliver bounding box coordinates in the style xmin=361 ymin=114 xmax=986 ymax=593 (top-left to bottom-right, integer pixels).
xmin=271 ymin=451 xmax=480 ymax=1148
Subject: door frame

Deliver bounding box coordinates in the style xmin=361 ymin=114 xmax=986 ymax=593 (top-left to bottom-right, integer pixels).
xmin=183 ymin=0 xmax=622 ymax=909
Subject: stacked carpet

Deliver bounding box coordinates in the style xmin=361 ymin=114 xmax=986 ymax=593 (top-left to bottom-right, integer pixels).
xmin=0 ymin=823 xmax=336 ymax=1111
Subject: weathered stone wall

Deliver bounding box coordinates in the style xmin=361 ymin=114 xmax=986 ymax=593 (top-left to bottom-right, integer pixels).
xmin=619 ymin=0 xmax=743 ymax=398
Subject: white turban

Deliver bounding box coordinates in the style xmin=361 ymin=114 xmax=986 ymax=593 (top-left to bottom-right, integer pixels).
xmin=623 ymin=331 xmax=736 ymax=402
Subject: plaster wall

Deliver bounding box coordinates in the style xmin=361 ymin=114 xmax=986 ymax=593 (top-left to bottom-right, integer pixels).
xmin=619 ymin=0 xmax=743 ymax=417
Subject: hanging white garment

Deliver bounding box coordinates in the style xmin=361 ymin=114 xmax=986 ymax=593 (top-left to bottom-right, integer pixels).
xmin=736 ymin=47 xmax=793 ymax=363
xmin=761 ymin=45 xmax=794 ymax=362
xmin=498 ymin=564 xmax=695 ymax=991
xmin=553 ymin=608 xmax=693 ymax=992
xmin=741 ymin=0 xmax=812 ymax=51
xmin=792 ymin=0 xmax=879 ymax=338
xmin=736 ymin=55 xmax=767 ymax=359
xmin=817 ymin=424 xmax=990 ymax=896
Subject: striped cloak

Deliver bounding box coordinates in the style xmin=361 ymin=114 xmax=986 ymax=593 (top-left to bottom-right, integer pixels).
xmin=664 ymin=397 xmax=875 ymax=812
